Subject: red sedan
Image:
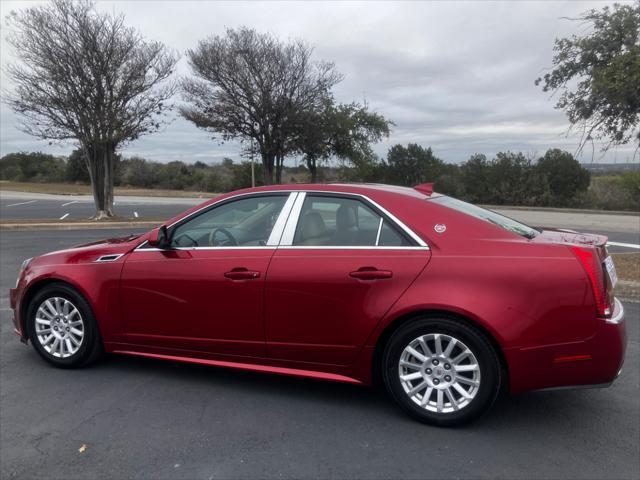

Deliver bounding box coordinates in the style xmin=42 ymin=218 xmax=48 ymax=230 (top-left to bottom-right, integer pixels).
xmin=9 ymin=184 xmax=626 ymax=425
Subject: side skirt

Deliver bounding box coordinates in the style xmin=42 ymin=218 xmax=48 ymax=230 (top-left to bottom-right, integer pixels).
xmin=112 ymin=349 xmax=364 ymax=385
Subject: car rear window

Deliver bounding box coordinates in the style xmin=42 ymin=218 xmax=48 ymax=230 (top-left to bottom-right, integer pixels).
xmin=430 ymin=196 xmax=539 ymax=239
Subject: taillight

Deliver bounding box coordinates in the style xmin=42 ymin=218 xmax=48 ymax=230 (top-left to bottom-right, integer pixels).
xmin=570 ymin=246 xmax=612 ymax=318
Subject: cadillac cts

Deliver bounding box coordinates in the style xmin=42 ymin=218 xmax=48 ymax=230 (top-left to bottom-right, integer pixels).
xmin=9 ymin=183 xmax=626 ymax=425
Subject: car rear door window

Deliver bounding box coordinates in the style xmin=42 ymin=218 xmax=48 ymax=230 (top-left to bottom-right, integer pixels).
xmin=292 ymin=195 xmax=411 ymax=247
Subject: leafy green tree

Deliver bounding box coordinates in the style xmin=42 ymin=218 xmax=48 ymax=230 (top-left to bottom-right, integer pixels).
xmin=292 ymin=99 xmax=392 ymax=182
xmin=460 ymin=154 xmax=492 ymax=203
xmin=536 ymin=2 xmax=640 ymax=152
xmin=384 ymin=144 xmax=446 ymax=186
xmin=0 ymin=152 xmax=65 ymax=182
xmin=536 ymin=149 xmax=590 ymax=205
xmin=66 ymin=149 xmax=91 ymax=183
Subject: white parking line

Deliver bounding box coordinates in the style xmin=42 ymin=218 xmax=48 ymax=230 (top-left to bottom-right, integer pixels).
xmin=59 ymin=213 xmax=70 ymax=220
xmin=61 ymin=200 xmax=79 ymax=206
xmin=6 ymin=200 xmax=37 ymax=207
xmin=607 ymin=241 xmax=640 ymax=249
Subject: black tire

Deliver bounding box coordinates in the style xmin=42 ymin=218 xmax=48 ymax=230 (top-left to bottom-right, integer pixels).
xmin=382 ymin=316 xmax=502 ymax=426
xmin=26 ymin=283 xmax=103 ymax=368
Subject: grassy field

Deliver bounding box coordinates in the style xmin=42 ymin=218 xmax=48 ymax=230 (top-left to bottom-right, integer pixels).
xmin=612 ymin=253 xmax=639 ymax=282
xmin=0 ymin=180 xmax=212 ymax=198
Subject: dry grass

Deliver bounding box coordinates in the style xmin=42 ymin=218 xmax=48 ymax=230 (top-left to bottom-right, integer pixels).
xmin=0 ymin=181 xmax=214 ymax=198
xmin=611 ymin=253 xmax=639 ymax=283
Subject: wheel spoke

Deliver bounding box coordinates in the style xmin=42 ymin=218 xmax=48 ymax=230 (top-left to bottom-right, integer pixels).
xmin=454 ymin=363 xmax=479 ymax=373
xmin=36 ymin=317 xmax=51 ymax=325
xmin=38 ymin=328 xmax=51 ymax=335
xmin=444 ymin=387 xmax=458 ymax=410
xmin=434 ymin=334 xmax=443 ymax=355
xmin=456 ymin=376 xmax=479 ymax=387
xmin=65 ymin=339 xmax=73 ymax=355
xmin=407 ymin=380 xmax=428 ymax=397
xmin=443 ymin=338 xmax=457 ymax=357
xmin=400 ymin=359 xmax=422 ymax=370
xmin=417 ymin=337 xmax=432 ymax=357
xmin=70 ymin=327 xmax=83 ymax=336
xmin=421 ymin=387 xmax=434 ymax=406
xmin=405 ymin=346 xmax=427 ymax=363
xmin=38 ymin=307 xmax=54 ymax=320
xmin=436 ymin=389 xmax=444 ymax=412
xmin=42 ymin=334 xmax=55 ymax=345
xmin=400 ymin=372 xmax=423 ymax=382
xmin=452 ymin=382 xmax=473 ymax=399
xmin=451 ymin=350 xmax=470 ymax=364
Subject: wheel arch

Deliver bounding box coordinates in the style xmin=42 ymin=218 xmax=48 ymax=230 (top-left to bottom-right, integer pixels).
xmin=20 ymin=278 xmax=95 ymax=339
xmin=371 ymin=308 xmax=510 ymax=389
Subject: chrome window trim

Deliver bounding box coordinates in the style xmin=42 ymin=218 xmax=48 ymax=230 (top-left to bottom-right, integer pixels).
xmin=279 ymin=192 xmax=307 ymax=245
xmin=374 ymin=217 xmax=384 ymax=246
xmin=277 ymin=246 xmax=430 ymax=251
xmin=133 ymin=188 xmax=430 ymax=252
xmin=266 ymin=192 xmax=299 ymax=246
xmin=279 ymin=190 xmax=429 ymax=249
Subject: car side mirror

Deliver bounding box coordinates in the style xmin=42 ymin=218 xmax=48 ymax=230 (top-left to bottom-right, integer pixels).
xmin=148 ymin=225 xmax=171 ymax=249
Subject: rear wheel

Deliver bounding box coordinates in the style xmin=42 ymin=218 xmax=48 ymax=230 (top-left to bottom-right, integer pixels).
xmin=27 ymin=283 xmax=103 ymax=368
xmin=382 ymin=316 xmax=502 ymax=426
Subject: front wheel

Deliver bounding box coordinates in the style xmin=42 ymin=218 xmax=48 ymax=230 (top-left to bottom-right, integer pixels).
xmin=382 ymin=317 xmax=503 ymax=426
xmin=27 ymin=283 xmax=103 ymax=368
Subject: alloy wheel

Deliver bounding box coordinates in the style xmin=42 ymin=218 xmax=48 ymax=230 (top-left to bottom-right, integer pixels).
xmin=398 ymin=333 xmax=481 ymax=413
xmin=34 ymin=297 xmax=85 ymax=358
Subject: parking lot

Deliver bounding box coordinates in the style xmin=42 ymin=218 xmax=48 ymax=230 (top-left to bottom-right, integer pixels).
xmin=0 ymin=228 xmax=639 ymax=479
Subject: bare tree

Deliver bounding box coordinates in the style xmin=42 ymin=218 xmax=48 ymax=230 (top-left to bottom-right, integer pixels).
xmin=4 ymin=0 xmax=177 ymax=218
xmin=181 ymin=27 xmax=343 ymax=185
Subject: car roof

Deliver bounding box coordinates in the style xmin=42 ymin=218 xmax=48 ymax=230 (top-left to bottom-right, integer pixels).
xmin=230 ymin=183 xmax=444 ymax=200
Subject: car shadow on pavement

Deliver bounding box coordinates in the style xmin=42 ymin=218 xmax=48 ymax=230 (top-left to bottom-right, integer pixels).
xmin=87 ymin=352 xmax=613 ymax=431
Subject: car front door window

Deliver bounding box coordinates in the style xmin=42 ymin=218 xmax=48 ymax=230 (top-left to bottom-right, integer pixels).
xmin=170 ymin=195 xmax=288 ymax=248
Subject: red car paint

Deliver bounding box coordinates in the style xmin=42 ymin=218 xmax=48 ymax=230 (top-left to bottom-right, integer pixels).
xmin=9 ymin=184 xmax=626 ymax=393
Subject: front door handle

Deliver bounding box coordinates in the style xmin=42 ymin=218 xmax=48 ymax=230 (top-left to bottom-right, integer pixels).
xmin=224 ymin=268 xmax=261 ymax=280
xmin=349 ymin=267 xmax=393 ymax=280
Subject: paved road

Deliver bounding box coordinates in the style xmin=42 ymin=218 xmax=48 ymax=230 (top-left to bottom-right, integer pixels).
xmin=0 ymin=229 xmax=638 ymax=479
xmin=0 ymin=191 xmax=203 ymax=221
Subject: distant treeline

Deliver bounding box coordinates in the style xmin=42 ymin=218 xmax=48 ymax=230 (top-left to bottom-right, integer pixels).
xmin=1 ymin=146 xmax=638 ymax=211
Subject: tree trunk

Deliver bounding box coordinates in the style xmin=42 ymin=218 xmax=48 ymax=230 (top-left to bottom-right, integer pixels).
xmin=275 ymin=153 xmax=284 ymax=184
xmin=83 ymin=143 xmax=115 ymax=219
xmin=262 ymin=151 xmax=275 ymax=185
xmin=306 ymin=156 xmax=318 ymax=183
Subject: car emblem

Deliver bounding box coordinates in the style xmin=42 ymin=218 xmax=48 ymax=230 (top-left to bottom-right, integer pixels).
xmin=434 ymin=224 xmax=446 ymax=233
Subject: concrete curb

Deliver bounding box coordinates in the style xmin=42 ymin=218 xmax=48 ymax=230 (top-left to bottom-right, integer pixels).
xmin=0 ymin=221 xmax=159 ymax=231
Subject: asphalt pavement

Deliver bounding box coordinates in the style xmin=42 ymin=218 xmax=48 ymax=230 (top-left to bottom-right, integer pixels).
xmin=0 ymin=228 xmax=638 ymax=479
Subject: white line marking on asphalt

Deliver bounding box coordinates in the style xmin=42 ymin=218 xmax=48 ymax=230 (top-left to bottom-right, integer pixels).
xmin=134 ymin=211 xmax=139 ymax=218
xmin=61 ymin=200 xmax=79 ymax=206
xmin=6 ymin=200 xmax=37 ymax=207
xmin=60 ymin=213 xmax=70 ymax=220
xmin=607 ymin=241 xmax=640 ymax=249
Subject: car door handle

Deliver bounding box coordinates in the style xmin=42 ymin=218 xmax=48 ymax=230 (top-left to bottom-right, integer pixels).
xmin=349 ymin=267 xmax=393 ymax=280
xmin=224 ymin=268 xmax=261 ymax=280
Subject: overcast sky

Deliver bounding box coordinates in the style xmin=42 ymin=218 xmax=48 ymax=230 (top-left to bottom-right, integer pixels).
xmin=0 ymin=0 xmax=636 ymax=165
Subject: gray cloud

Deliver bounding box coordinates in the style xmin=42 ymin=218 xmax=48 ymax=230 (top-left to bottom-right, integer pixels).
xmin=1 ymin=0 xmax=636 ymax=164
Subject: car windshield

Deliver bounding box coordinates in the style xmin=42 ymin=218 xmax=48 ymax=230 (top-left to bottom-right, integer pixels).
xmin=430 ymin=196 xmax=539 ymax=239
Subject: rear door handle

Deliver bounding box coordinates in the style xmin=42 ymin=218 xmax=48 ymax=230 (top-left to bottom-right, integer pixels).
xmin=349 ymin=267 xmax=393 ymax=280
xmin=224 ymin=268 xmax=261 ymax=280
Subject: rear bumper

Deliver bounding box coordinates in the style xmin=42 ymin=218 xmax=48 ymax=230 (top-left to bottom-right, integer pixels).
xmin=507 ymin=298 xmax=626 ymax=394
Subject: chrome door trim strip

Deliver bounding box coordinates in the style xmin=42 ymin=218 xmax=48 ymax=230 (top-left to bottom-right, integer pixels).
xmin=279 ymin=192 xmax=307 ymax=246
xmin=266 ymin=192 xmax=299 ymax=246
xmin=374 ymin=217 xmax=384 ymax=246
